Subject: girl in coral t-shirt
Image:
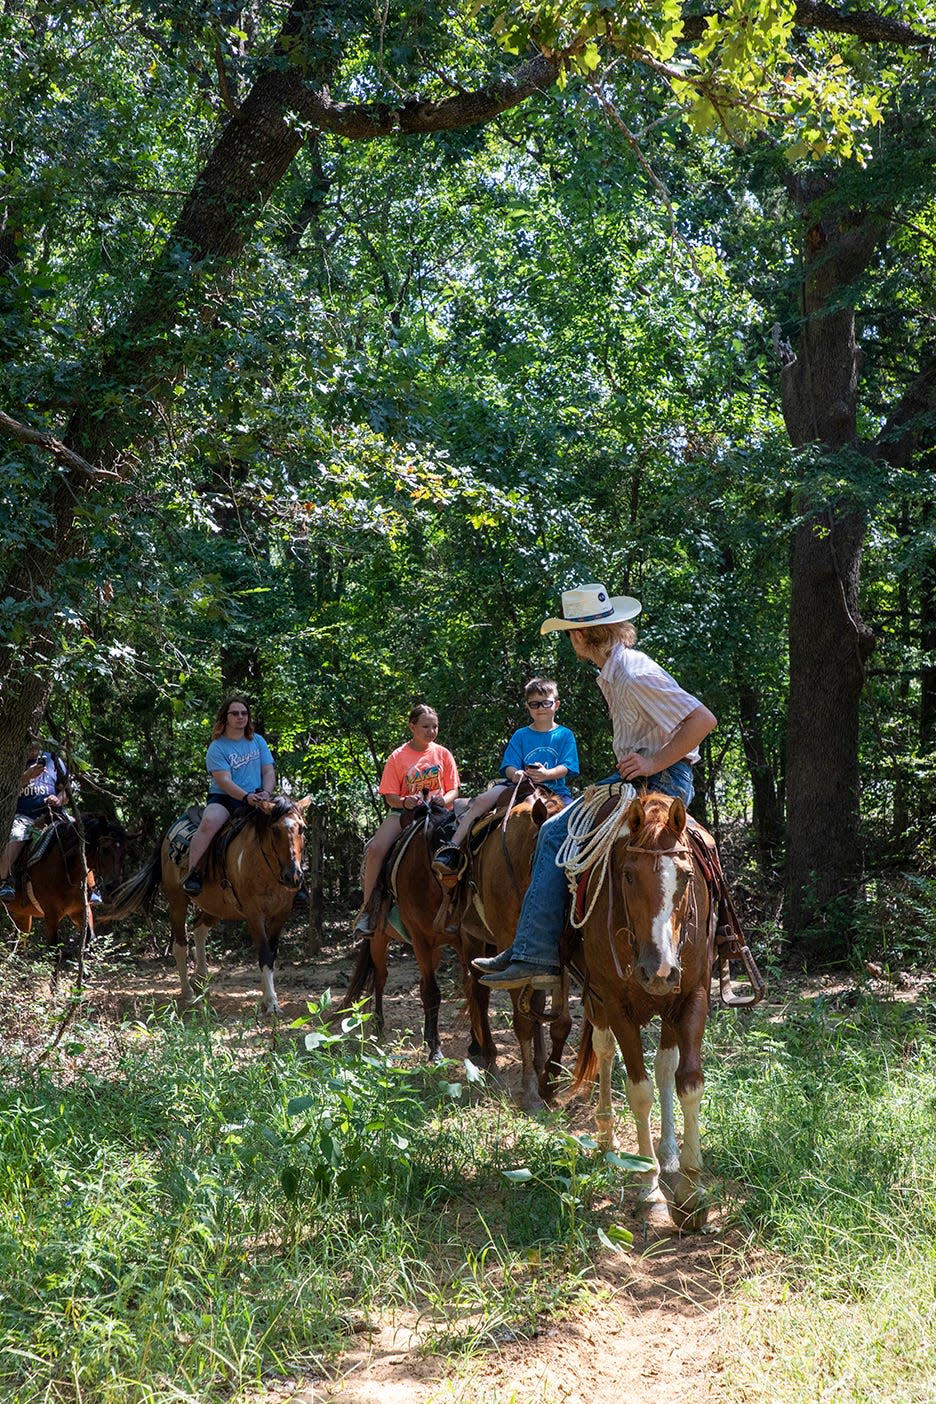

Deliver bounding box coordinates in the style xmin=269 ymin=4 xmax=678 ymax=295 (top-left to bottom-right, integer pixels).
xmin=354 ymin=704 xmax=460 ymax=934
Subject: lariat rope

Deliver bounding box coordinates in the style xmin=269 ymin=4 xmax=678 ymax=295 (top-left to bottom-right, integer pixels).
xmin=555 ymin=782 xmax=636 ymax=927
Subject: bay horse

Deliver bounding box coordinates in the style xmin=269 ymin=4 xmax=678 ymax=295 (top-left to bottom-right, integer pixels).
xmin=568 ymin=790 xmax=713 ymax=1232
xmin=103 ymin=796 xmax=310 ymax=1014
xmin=2 ymin=812 xmax=128 ymax=982
xmin=458 ymin=784 xmax=572 ymax=1111
xmin=336 ymin=786 xmax=572 ymax=1093
xmin=336 ymin=801 xmax=471 ymax=1063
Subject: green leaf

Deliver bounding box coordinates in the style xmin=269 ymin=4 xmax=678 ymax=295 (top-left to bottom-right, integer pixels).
xmin=605 ymin=1151 xmax=656 ymax=1173
xmin=598 ymin=1225 xmax=633 ymax=1252
xmin=280 ymin=1165 xmax=301 ymax=1200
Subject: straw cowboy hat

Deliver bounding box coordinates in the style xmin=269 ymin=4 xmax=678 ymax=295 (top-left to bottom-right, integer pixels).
xmin=540 ymin=583 xmax=642 ymax=635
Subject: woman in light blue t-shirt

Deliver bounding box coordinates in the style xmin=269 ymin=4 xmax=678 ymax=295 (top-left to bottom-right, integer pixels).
xmin=182 ymin=695 xmax=275 ymax=896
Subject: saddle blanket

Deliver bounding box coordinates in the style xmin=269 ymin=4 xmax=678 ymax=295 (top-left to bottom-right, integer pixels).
xmin=166 ymin=813 xmax=198 ymax=868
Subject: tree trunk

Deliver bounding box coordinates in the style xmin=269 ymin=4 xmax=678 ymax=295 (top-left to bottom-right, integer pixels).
xmin=735 ymin=676 xmax=784 ymax=870
xmin=780 ymin=179 xmax=881 ymax=945
xmin=304 ymin=809 xmax=323 ymax=954
xmin=0 ymin=670 xmax=52 ymax=840
xmin=0 ymin=2 xmax=560 ymax=844
xmin=921 ymin=535 xmax=936 ymax=753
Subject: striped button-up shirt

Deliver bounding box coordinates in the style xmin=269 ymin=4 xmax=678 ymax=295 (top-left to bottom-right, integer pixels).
xmin=597 ymin=645 xmax=704 ymax=765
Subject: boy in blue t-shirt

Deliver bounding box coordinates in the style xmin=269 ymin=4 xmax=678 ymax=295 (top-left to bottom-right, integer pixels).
xmin=431 ymin=677 xmax=579 ymax=879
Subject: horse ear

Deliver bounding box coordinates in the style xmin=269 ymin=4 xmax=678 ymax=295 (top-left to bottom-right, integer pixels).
xmin=531 ymin=798 xmax=548 ymax=826
xmin=666 ymin=798 xmax=687 ymax=835
xmin=295 ymin=795 xmax=313 ymax=813
xmin=625 ymin=797 xmax=645 ymax=834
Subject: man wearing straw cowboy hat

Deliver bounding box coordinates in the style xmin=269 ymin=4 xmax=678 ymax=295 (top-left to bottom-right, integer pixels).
xmin=473 ymin=582 xmax=717 ymax=990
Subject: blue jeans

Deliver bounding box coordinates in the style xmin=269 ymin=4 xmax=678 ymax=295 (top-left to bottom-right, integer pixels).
xmin=509 ymin=762 xmax=695 ymax=970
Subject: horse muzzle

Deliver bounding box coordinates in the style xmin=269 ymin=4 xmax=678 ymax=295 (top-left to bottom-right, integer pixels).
xmin=279 ymin=865 xmax=302 ymax=889
xmin=636 ymin=960 xmax=682 ymax=995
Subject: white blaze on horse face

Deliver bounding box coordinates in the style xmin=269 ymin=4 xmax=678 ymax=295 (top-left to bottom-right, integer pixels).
xmin=650 ymin=855 xmax=680 ymax=978
xmin=281 ymin=817 xmax=304 ymax=879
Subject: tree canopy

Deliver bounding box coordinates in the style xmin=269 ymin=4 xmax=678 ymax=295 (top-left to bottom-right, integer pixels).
xmin=2 ymin=0 xmax=936 ymax=956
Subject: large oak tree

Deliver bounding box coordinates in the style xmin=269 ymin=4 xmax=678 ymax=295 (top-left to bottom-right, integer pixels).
xmin=2 ymin=0 xmax=933 ymax=945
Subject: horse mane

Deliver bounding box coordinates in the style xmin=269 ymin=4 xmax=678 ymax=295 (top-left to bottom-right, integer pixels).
xmin=247 ymin=795 xmax=296 ymax=828
xmin=25 ymin=811 xmax=128 ymax=877
xmin=622 ymin=792 xmax=682 ymax=852
xmin=78 ymin=812 xmax=106 ymax=845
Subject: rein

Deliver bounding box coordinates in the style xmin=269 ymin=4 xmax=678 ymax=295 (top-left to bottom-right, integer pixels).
xmin=497 ymin=774 xmax=537 ymax=907
xmin=215 ymin=806 xmax=298 ymax=908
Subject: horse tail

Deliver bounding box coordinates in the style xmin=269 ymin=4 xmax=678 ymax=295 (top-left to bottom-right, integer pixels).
xmin=330 ymin=937 xmax=377 ymax=1017
xmin=569 ymin=1015 xmax=599 ymax=1096
xmin=98 ymin=843 xmax=163 ymax=924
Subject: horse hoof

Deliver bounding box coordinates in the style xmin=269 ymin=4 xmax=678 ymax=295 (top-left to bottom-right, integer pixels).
xmin=428 ymin=1048 xmax=444 ymax=1065
xmin=660 ymin=1169 xmax=708 ymax=1232
xmin=519 ymin=1094 xmax=548 ymax=1115
xmin=669 ymin=1198 xmax=709 ymax=1233
xmin=640 ymin=1199 xmax=672 ymax=1231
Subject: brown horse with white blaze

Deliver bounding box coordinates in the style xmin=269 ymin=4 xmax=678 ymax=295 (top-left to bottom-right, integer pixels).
xmin=569 ymin=790 xmax=713 ymax=1231
xmin=103 ymin=796 xmax=310 ymax=1014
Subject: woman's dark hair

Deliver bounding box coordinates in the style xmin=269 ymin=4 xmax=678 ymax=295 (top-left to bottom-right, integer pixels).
xmin=408 ymin=703 xmax=439 ymax=726
xmin=211 ymin=695 xmax=256 ymax=740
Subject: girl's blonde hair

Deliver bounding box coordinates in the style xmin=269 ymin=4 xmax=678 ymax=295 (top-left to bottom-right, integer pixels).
xmin=577 ymin=621 xmax=637 ymax=659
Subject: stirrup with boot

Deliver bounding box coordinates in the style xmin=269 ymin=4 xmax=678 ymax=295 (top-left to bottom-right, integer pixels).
xmin=686 ymin=820 xmax=765 ymax=1008
xmin=431 ymin=842 xmax=466 ymax=888
xmin=182 ymin=865 xmax=203 ymax=895
xmin=713 ymin=889 xmax=766 ymax=1007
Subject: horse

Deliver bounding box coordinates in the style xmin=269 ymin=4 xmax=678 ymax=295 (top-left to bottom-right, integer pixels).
xmin=336 ymin=785 xmax=573 ymax=1094
xmin=568 ymin=790 xmax=713 ymax=1232
xmin=335 ymin=801 xmax=472 ymax=1062
xmin=2 ymin=812 xmax=129 ymax=982
xmin=102 ymin=796 xmax=310 ymax=1014
xmin=458 ymin=784 xmax=572 ymax=1111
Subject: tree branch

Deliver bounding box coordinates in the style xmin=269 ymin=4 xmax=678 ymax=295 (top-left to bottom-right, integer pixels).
xmin=0 ymin=410 xmax=117 ymax=479
xmin=680 ymin=1 xmax=934 ymax=47
xmin=872 ymin=349 xmax=936 ymax=468
xmin=290 ymin=52 xmax=562 ymax=138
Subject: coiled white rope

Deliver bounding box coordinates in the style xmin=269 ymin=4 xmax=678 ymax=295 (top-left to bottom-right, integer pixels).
xmin=555 ymin=781 xmax=636 ymax=927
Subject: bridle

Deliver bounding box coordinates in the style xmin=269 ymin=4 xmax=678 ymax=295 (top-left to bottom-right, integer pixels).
xmin=220 ymin=803 xmax=305 ymax=902
xmin=258 ymin=807 xmax=305 ymax=885
xmin=604 ymin=838 xmax=698 ymax=983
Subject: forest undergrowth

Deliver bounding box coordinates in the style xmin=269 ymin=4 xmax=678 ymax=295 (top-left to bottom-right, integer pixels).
xmin=0 ymin=904 xmax=932 ymax=1404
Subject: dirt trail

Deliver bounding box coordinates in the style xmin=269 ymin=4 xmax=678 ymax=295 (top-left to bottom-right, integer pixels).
xmin=20 ymin=931 xmax=739 ymax=1404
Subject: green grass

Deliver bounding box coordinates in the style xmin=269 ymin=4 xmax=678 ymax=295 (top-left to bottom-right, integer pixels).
xmin=0 ymin=1001 xmax=635 ymax=1402
xmin=0 ymin=970 xmax=934 ymax=1403
xmin=703 ymin=986 xmax=936 ymax=1402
